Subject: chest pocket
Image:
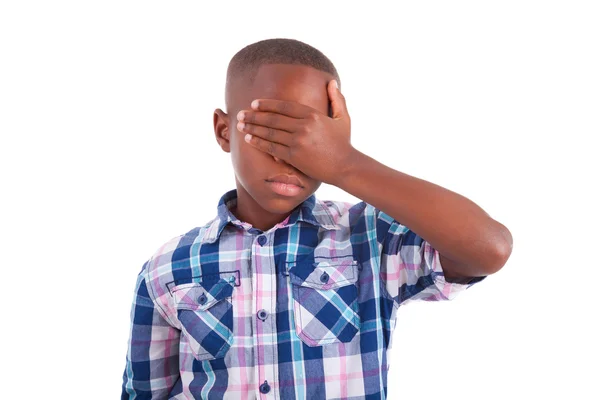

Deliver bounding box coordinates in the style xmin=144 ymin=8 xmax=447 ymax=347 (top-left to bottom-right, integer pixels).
xmin=171 ymin=276 xmax=236 ymax=361
xmin=288 ymin=259 xmax=360 ymax=347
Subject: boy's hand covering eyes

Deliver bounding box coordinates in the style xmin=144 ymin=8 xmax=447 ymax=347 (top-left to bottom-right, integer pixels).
xmin=236 ymin=80 xmax=354 ymax=186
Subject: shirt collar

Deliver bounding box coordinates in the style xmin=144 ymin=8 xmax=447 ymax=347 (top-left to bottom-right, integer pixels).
xmin=202 ymin=188 xmax=340 ymax=243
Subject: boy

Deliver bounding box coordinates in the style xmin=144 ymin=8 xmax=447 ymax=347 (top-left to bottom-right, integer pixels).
xmin=122 ymin=38 xmax=512 ymax=399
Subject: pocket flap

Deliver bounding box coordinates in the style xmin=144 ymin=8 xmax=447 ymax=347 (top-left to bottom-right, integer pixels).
xmin=171 ymin=276 xmax=235 ymax=311
xmin=288 ymin=259 xmax=358 ymax=289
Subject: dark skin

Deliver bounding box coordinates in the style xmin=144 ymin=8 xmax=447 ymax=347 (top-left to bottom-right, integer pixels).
xmin=215 ymin=63 xmax=513 ymax=281
xmin=213 ymin=64 xmax=331 ymax=232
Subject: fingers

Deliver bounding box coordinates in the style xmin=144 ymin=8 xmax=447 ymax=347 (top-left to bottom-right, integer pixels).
xmin=329 ymin=79 xmax=348 ymax=120
xmin=244 ymin=131 xmax=290 ymax=161
xmin=237 ymin=120 xmax=292 ymax=147
xmin=250 ymin=99 xmax=313 ymax=119
xmin=237 ymin=110 xmax=298 ymax=133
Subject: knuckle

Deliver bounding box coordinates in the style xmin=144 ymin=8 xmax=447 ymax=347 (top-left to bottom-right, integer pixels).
xmin=266 ymin=127 xmax=275 ymax=140
xmin=293 ymin=135 xmax=303 ymax=147
xmin=297 ymin=122 xmax=309 ymax=133
xmin=267 ymin=141 xmax=276 ymax=154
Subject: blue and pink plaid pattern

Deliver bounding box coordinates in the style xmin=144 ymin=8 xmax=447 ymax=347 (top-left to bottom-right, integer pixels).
xmin=122 ymin=188 xmax=485 ymax=399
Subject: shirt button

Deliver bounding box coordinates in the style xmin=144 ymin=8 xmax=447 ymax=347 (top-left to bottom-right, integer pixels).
xmin=320 ymin=272 xmax=329 ymax=283
xmin=257 ymin=309 xmax=268 ymax=321
xmin=257 ymin=235 xmax=267 ymax=246
xmin=198 ymin=294 xmax=207 ymax=305
xmin=259 ymin=380 xmax=270 ymax=394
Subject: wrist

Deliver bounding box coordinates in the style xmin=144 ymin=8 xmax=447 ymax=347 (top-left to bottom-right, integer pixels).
xmin=333 ymin=146 xmax=363 ymax=189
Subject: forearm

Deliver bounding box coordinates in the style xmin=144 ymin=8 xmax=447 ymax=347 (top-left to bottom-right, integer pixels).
xmin=336 ymin=148 xmax=512 ymax=275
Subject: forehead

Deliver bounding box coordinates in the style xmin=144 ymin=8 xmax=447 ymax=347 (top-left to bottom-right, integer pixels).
xmin=234 ymin=64 xmax=333 ymax=114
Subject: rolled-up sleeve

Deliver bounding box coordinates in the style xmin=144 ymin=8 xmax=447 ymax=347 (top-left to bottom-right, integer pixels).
xmin=374 ymin=206 xmax=485 ymax=307
xmin=121 ymin=262 xmax=181 ymax=399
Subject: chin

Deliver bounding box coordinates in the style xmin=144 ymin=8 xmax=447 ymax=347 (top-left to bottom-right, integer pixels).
xmin=262 ymin=196 xmax=302 ymax=213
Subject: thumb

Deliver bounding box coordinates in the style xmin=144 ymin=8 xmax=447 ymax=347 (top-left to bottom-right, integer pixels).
xmin=328 ymin=79 xmax=348 ymax=120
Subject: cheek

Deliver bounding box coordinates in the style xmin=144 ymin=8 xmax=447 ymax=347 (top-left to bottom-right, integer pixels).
xmin=232 ymin=139 xmax=261 ymax=172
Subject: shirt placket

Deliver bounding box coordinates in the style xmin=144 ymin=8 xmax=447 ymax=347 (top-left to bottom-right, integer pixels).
xmin=252 ymin=231 xmax=280 ymax=399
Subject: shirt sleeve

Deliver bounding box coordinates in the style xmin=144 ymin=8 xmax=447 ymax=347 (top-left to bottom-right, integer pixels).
xmin=121 ymin=262 xmax=181 ymax=399
xmin=374 ymin=206 xmax=486 ymax=307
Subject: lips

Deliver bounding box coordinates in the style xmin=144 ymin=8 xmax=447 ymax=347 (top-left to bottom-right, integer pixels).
xmin=266 ymin=174 xmax=304 ymax=188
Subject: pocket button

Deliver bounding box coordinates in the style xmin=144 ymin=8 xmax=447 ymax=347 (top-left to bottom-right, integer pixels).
xmin=319 ymin=271 xmax=329 ymax=283
xmin=198 ymin=293 xmax=207 ymax=305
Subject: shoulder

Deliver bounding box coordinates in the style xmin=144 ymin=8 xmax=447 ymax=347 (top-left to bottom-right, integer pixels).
xmin=317 ymin=198 xmax=379 ymax=228
xmin=137 ymin=223 xmax=214 ymax=322
xmin=142 ymin=221 xmax=214 ymax=278
xmin=317 ymin=198 xmax=409 ymax=245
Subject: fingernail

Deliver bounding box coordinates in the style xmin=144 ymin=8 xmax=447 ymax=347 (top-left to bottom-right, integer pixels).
xmin=244 ymin=134 xmax=252 ymax=143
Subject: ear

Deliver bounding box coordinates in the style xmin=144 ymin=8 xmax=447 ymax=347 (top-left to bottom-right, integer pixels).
xmin=213 ymin=108 xmax=231 ymax=153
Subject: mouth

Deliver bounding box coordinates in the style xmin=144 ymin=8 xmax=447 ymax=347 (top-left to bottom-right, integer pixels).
xmin=265 ymin=179 xmax=304 ymax=197
xmin=265 ymin=174 xmax=304 ymax=188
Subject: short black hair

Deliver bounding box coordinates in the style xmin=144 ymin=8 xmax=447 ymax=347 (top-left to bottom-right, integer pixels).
xmin=225 ymin=38 xmax=340 ymax=112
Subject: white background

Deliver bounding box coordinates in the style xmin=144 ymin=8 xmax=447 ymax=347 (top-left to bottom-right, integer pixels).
xmin=1 ymin=1 xmax=598 ymax=398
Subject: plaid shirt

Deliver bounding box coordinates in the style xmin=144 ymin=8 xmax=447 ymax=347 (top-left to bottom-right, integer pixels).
xmin=122 ymin=188 xmax=485 ymax=399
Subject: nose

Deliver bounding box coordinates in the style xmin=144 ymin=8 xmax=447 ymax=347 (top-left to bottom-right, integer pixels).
xmin=273 ymin=156 xmax=303 ymax=176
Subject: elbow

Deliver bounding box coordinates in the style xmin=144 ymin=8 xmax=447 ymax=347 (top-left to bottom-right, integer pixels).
xmin=487 ymin=225 xmax=513 ymax=275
